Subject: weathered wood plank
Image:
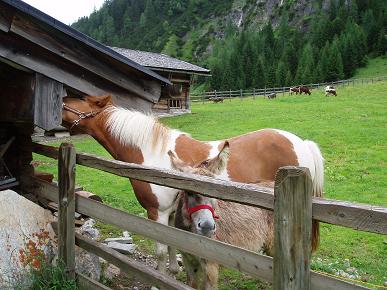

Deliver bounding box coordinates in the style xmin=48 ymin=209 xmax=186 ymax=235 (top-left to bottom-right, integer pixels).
xmin=33 ymin=73 xmax=65 ymax=130
xmin=274 ymin=167 xmax=312 ymax=290
xmin=76 ymin=272 xmax=112 ymax=290
xmin=28 ymin=176 xmax=274 ymax=282
xmin=26 ymin=177 xmax=369 ymax=290
xmin=58 ymin=143 xmax=76 ymax=279
xmin=0 ymin=4 xmax=13 ymax=32
xmin=9 ymin=14 xmax=160 ymax=103
xmin=32 ymin=143 xmax=387 ymax=235
xmin=0 ymin=32 xmax=152 ymax=112
xmin=76 ymin=234 xmax=193 ymax=290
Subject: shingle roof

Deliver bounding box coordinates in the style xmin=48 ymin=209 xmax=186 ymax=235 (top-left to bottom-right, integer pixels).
xmin=111 ymin=47 xmax=210 ymax=75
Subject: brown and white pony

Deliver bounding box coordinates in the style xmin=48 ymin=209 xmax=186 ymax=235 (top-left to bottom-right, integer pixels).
xmin=61 ymin=95 xmax=324 ymax=273
xmin=325 ymin=85 xmax=337 ymax=96
xmin=170 ymin=143 xmax=277 ymax=289
xmin=289 ymin=86 xmax=300 ymax=95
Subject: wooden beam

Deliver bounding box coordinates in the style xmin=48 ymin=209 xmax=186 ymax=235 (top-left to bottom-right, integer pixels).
xmin=0 ymin=5 xmax=13 ymax=32
xmin=9 ymin=14 xmax=160 ymax=102
xmin=274 ymin=167 xmax=312 ymax=290
xmin=76 ymin=234 xmax=193 ymax=290
xmin=33 ymin=73 xmax=65 ymax=130
xmin=32 ymin=142 xmax=387 ymax=235
xmin=0 ymin=32 xmax=152 ymax=112
xmin=26 ymin=177 xmax=370 ymax=290
xmin=76 ymin=272 xmax=112 ymax=290
xmin=58 ymin=143 xmax=76 ymax=279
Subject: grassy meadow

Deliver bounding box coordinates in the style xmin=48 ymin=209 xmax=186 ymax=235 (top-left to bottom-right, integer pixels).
xmin=33 ymin=81 xmax=387 ymax=289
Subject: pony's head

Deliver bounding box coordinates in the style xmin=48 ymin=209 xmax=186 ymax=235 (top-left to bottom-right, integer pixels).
xmin=169 ymin=142 xmax=230 ymax=238
xmin=62 ymin=95 xmax=113 ymax=133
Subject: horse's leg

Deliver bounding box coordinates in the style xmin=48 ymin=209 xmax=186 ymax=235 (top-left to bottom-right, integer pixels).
xmin=204 ymin=261 xmax=219 ymax=290
xmin=155 ymin=211 xmax=170 ymax=274
xmin=182 ymin=253 xmax=202 ymax=288
xmin=168 ymin=213 xmax=179 ymax=274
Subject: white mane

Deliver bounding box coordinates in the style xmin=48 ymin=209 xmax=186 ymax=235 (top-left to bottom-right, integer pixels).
xmin=105 ymin=106 xmax=175 ymax=152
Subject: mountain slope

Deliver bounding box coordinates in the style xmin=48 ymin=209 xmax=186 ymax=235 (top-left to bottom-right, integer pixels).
xmin=73 ymin=0 xmax=386 ymax=89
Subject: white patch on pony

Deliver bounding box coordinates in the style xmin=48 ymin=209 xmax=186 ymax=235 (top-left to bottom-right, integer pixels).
xmin=105 ymin=106 xmax=173 ymax=153
xmin=208 ymin=141 xmax=221 ymax=158
xmin=274 ymin=129 xmax=316 ymax=179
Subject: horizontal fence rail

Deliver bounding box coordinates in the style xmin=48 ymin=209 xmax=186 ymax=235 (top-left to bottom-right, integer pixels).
xmin=190 ymin=76 xmax=387 ymax=102
xmin=26 ymin=176 xmax=369 ymax=290
xmin=32 ymin=143 xmax=387 ymax=235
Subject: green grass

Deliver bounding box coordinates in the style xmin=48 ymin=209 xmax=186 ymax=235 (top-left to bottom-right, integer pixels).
xmin=33 ymin=81 xmax=387 ymax=289
xmin=353 ymin=56 xmax=387 ymax=79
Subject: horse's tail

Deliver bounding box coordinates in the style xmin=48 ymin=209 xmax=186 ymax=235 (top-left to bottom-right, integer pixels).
xmin=304 ymin=140 xmax=324 ymax=252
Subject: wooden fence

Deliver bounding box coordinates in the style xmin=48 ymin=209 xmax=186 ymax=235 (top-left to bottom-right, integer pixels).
xmin=190 ymin=76 xmax=387 ymax=103
xmin=26 ymin=142 xmax=387 ymax=290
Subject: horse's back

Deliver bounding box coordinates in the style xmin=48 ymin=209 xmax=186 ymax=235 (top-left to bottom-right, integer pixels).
xmin=224 ymin=129 xmax=306 ymax=182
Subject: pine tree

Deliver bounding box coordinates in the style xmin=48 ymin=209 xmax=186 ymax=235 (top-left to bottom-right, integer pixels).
xmin=295 ymin=43 xmax=315 ymax=84
xmin=276 ymin=61 xmax=288 ymax=87
xmin=327 ymin=38 xmax=344 ymax=81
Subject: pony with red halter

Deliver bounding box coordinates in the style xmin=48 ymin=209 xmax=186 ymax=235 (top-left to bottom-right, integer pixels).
xmin=61 ymin=95 xmax=324 ymax=274
xmin=170 ymin=143 xmax=278 ymax=289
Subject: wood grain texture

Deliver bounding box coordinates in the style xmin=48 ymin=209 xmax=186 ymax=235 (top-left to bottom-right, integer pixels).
xmin=274 ymin=166 xmax=312 ymax=290
xmin=32 ymin=142 xmax=387 ymax=235
xmin=9 ymin=14 xmax=161 ymax=103
xmin=76 ymin=234 xmax=193 ymax=290
xmin=26 ymin=177 xmax=370 ymax=290
xmin=58 ymin=143 xmax=76 ymax=279
xmin=76 ymin=272 xmax=112 ymax=290
xmin=33 ymin=73 xmax=64 ymax=130
xmin=0 ymin=32 xmax=152 ymax=112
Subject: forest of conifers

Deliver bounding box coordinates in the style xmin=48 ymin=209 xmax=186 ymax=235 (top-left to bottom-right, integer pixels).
xmin=73 ymin=0 xmax=386 ymax=90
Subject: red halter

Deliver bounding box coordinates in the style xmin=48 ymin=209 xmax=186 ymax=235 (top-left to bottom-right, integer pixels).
xmin=185 ymin=199 xmax=219 ymax=220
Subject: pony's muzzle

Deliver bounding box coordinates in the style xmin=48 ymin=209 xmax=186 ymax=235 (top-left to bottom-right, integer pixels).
xmin=196 ymin=220 xmax=216 ymax=238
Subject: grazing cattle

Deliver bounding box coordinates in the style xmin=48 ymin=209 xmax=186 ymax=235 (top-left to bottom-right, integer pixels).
xmin=325 ymin=85 xmax=337 ymax=96
xmin=209 ymin=97 xmax=224 ymax=103
xmin=170 ymin=142 xmax=321 ymax=290
xmin=267 ymin=92 xmax=276 ymax=99
xmin=299 ymin=85 xmax=312 ymax=95
xmin=289 ymin=86 xmax=300 ymax=95
xmin=62 ymin=95 xmax=324 ymax=274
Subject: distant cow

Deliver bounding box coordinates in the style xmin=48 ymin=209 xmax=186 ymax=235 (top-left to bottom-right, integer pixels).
xmin=267 ymin=92 xmax=276 ymax=99
xmin=325 ymin=85 xmax=337 ymax=96
xmin=209 ymin=97 xmax=224 ymax=103
xmin=289 ymin=86 xmax=300 ymax=95
xmin=299 ymin=85 xmax=312 ymax=95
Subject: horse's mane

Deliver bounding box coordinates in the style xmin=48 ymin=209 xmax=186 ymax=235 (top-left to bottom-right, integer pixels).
xmin=105 ymin=106 xmax=178 ymax=152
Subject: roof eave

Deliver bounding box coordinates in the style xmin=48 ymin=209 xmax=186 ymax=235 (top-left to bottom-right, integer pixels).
xmin=148 ymin=67 xmax=211 ymax=77
xmin=2 ymin=0 xmax=171 ymax=85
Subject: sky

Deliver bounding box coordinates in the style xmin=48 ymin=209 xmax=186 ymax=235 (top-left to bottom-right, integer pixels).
xmin=22 ymin=0 xmax=105 ymax=25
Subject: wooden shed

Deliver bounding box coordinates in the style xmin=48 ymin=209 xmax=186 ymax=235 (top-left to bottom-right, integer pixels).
xmin=0 ymin=0 xmax=170 ymax=189
xmin=112 ymin=47 xmax=211 ymax=113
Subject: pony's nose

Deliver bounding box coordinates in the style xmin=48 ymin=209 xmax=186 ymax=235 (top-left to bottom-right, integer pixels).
xmin=197 ymin=220 xmax=216 ymax=237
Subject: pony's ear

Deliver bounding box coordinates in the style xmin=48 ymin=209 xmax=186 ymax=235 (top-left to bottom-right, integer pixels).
xmin=86 ymin=95 xmax=112 ymax=108
xmin=206 ymin=141 xmax=230 ymax=175
xmin=168 ymin=150 xmax=192 ymax=173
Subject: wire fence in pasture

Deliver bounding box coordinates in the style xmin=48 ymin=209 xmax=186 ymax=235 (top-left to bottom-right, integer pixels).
xmin=190 ymin=76 xmax=387 ymax=103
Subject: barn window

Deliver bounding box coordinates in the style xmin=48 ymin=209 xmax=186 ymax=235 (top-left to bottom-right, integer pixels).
xmin=168 ymin=98 xmax=182 ymax=109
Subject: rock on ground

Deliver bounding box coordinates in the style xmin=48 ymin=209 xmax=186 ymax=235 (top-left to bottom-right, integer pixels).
xmin=0 ymin=190 xmax=55 ymax=288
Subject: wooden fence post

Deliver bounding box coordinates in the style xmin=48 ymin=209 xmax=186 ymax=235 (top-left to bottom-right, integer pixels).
xmin=264 ymin=86 xmax=266 ymax=98
xmin=58 ymin=143 xmax=76 ymax=279
xmin=240 ymin=89 xmax=243 ymax=99
xmin=273 ymin=166 xmax=313 ymax=290
xmin=253 ymin=88 xmax=255 ymax=99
